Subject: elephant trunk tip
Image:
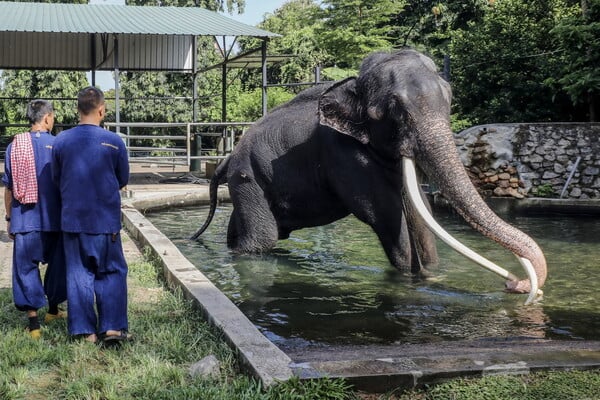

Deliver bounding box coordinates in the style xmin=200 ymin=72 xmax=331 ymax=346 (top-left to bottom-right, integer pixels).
xmin=505 ymin=251 xmax=547 ymax=296
xmin=504 ymin=279 xmax=532 ymax=294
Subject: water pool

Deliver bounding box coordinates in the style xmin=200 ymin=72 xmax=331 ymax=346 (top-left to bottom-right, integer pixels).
xmin=147 ymin=205 xmax=600 ymax=350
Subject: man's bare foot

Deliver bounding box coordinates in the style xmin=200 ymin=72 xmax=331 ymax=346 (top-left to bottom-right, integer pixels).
xmin=85 ymin=333 xmax=98 ymax=343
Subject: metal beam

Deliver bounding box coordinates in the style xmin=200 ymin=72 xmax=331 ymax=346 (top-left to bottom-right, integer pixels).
xmin=113 ymin=34 xmax=120 ymax=134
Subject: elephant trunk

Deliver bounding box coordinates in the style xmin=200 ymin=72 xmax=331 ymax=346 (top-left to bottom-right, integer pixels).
xmin=411 ymin=118 xmax=547 ymax=297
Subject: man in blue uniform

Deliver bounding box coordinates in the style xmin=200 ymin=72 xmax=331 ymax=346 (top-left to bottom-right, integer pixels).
xmin=3 ymin=99 xmax=67 ymax=339
xmin=52 ymin=86 xmax=130 ymax=345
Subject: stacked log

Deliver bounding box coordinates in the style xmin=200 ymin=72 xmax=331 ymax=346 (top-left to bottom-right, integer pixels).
xmin=472 ymin=165 xmax=526 ymax=199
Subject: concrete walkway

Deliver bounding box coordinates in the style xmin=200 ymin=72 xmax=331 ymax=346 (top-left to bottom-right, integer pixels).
xmin=0 ymin=204 xmax=12 ymax=290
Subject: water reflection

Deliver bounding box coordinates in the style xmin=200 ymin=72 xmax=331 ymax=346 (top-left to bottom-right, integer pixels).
xmin=147 ymin=205 xmax=600 ymax=348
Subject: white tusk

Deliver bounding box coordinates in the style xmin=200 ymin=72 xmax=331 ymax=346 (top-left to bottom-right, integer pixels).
xmin=518 ymin=257 xmax=542 ymax=305
xmin=402 ymin=157 xmax=524 ymax=284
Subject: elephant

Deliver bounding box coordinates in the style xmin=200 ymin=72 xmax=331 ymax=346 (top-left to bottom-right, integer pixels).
xmin=192 ymin=49 xmax=547 ymax=304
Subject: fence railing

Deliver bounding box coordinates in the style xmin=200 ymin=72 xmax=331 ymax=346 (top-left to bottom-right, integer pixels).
xmin=2 ymin=121 xmax=253 ymax=170
xmin=103 ymin=121 xmax=253 ymax=168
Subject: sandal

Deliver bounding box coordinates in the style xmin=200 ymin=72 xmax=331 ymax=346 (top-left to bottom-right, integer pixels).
xmin=26 ymin=327 xmax=41 ymax=340
xmin=44 ymin=310 xmax=67 ymax=324
xmin=100 ymin=331 xmax=132 ymax=348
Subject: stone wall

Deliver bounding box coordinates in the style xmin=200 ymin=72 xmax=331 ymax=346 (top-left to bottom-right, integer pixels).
xmin=454 ymin=123 xmax=600 ymax=200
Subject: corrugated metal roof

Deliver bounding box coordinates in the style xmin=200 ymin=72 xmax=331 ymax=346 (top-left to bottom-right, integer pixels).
xmin=0 ymin=1 xmax=278 ymax=37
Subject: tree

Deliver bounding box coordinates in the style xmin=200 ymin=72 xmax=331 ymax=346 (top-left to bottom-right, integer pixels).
xmin=0 ymin=70 xmax=88 ymax=134
xmin=449 ymin=0 xmax=577 ymax=124
xmin=118 ymin=0 xmax=246 ymax=126
xmin=127 ymin=0 xmax=243 ymax=13
xmin=391 ymin=0 xmax=486 ymax=69
xmin=550 ymin=0 xmax=600 ymax=121
xmin=231 ymin=0 xmax=328 ymax=117
xmin=317 ymin=0 xmax=407 ymax=68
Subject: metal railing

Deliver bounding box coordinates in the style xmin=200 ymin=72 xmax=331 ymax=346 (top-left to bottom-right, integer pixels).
xmin=103 ymin=121 xmax=253 ymax=168
xmin=0 ymin=121 xmax=252 ymax=169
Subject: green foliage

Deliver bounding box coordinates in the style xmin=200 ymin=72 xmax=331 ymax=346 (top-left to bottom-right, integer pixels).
xmin=412 ymin=371 xmax=600 ymax=400
xmin=0 ymin=70 xmax=88 ymax=134
xmin=321 ymin=66 xmax=357 ymax=81
xmin=317 ymin=0 xmax=407 ymax=68
xmin=126 ymin=0 xmax=244 ymax=13
xmin=550 ymin=0 xmax=600 ymax=119
xmin=238 ymin=0 xmax=331 ymax=93
xmin=533 ymin=183 xmax=557 ymax=198
xmin=450 ymin=113 xmax=474 ymax=133
xmin=1 ymin=0 xmax=599 ymax=138
xmin=392 ymin=0 xmax=486 ymax=62
xmin=226 ymin=86 xmax=295 ymax=122
xmin=449 ymin=0 xmax=573 ymax=124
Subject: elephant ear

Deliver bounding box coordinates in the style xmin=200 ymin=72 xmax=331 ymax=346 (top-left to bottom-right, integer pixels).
xmin=318 ymin=77 xmax=369 ymax=144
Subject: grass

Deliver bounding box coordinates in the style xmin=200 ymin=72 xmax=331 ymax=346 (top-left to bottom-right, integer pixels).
xmin=0 ymin=247 xmax=598 ymax=400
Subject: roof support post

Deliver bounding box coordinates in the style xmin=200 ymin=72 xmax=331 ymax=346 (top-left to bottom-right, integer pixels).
xmin=113 ymin=34 xmax=120 ymax=134
xmin=90 ymin=33 xmax=96 ymax=86
xmin=261 ymin=39 xmax=268 ymax=116
xmin=221 ymin=51 xmax=227 ymax=123
xmin=192 ymin=35 xmax=198 ymax=123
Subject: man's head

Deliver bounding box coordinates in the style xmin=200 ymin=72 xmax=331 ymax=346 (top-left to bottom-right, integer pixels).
xmin=27 ymin=99 xmax=54 ymax=132
xmin=77 ymin=86 xmax=106 ymax=125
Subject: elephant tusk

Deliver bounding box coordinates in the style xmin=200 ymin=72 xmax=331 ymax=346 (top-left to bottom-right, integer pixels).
xmin=402 ymin=157 xmax=541 ymax=303
xmin=517 ymin=257 xmax=542 ymax=305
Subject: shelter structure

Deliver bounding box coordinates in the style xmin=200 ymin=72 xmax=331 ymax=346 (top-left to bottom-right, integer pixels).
xmin=0 ymin=1 xmax=280 ymax=124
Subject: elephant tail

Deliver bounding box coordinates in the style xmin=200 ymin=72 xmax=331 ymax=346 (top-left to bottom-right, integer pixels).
xmin=190 ymin=157 xmax=229 ymax=240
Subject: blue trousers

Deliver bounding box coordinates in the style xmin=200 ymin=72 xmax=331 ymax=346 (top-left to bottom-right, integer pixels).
xmin=63 ymin=232 xmax=129 ymax=336
xmin=12 ymin=231 xmax=67 ymax=312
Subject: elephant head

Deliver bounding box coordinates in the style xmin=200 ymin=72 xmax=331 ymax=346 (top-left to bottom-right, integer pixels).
xmin=318 ymin=49 xmax=546 ymax=304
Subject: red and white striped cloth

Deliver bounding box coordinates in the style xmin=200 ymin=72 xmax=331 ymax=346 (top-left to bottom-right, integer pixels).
xmin=10 ymin=132 xmax=38 ymax=204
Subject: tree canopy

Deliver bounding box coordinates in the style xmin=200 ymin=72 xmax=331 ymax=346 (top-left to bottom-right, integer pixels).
xmin=1 ymin=0 xmax=598 ymax=136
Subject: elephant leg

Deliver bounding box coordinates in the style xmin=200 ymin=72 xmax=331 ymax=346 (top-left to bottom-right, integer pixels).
xmin=338 ymin=179 xmax=436 ymax=274
xmin=227 ymin=176 xmax=278 ymax=253
xmin=370 ymin=209 xmax=436 ymax=275
xmin=378 ymin=210 xmax=416 ymax=271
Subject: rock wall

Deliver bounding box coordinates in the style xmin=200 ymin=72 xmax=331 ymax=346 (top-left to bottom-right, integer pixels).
xmin=455 ymin=123 xmax=600 ymax=199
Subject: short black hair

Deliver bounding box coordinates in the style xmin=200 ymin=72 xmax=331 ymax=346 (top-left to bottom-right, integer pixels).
xmin=26 ymin=99 xmax=53 ymax=124
xmin=77 ymin=86 xmax=105 ymax=116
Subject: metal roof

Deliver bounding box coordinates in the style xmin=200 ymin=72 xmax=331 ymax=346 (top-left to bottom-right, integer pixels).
xmin=0 ymin=1 xmax=280 ymax=71
xmin=0 ymin=1 xmax=278 ymax=37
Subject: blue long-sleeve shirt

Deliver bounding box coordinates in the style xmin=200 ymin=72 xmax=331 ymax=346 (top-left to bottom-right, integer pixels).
xmin=2 ymin=131 xmax=61 ymax=234
xmin=51 ymin=124 xmax=129 ymax=234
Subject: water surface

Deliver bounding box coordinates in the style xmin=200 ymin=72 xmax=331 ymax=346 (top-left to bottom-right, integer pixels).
xmin=147 ymin=205 xmax=600 ymax=349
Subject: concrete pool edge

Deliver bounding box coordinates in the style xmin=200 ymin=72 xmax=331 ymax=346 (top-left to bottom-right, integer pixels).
xmin=121 ymin=186 xmax=600 ymax=392
xmin=287 ymin=339 xmax=600 ymax=392
xmin=121 ymin=189 xmax=294 ymax=387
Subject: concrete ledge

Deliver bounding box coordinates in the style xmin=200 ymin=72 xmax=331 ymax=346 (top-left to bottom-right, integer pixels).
xmin=431 ymin=195 xmax=600 ymax=216
xmin=121 ymin=200 xmax=293 ymax=387
xmin=486 ymin=197 xmax=600 ymax=216
xmin=124 ymin=186 xmax=230 ymax=213
xmin=288 ymin=339 xmax=600 ymax=392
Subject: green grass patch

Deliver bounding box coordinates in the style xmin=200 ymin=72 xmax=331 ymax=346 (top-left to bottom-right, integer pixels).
xmin=0 ymin=248 xmax=598 ymax=399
